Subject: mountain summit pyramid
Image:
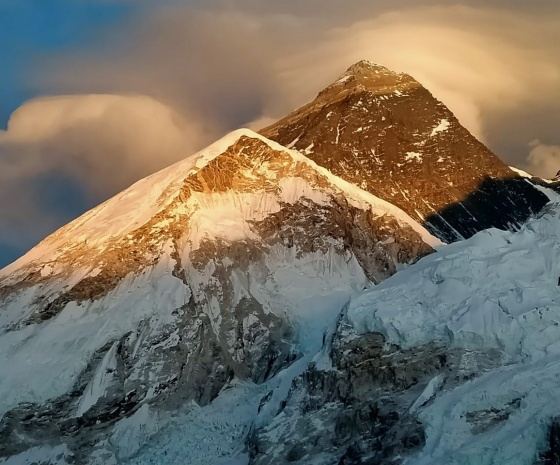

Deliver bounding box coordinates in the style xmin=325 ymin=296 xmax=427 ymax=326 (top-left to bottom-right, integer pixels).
xmin=261 ymin=60 xmax=548 ymax=241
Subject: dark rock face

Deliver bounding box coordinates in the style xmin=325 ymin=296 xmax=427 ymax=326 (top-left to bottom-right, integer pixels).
xmin=537 ymin=418 xmax=560 ymax=465
xmin=261 ymin=60 xmax=548 ymax=242
xmin=424 ymin=176 xmax=548 ymax=242
xmin=250 ymin=196 xmax=432 ymax=284
xmin=248 ymin=310 xmax=514 ymax=465
xmin=518 ymin=175 xmax=560 ymax=195
xmin=466 ymin=397 xmax=522 ymax=435
xmin=248 ymin=321 xmax=451 ymax=465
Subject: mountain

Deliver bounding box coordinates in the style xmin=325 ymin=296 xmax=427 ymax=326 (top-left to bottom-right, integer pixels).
xmin=261 ymin=60 xmax=549 ymax=242
xmin=252 ymin=202 xmax=560 ymax=465
xmin=0 ymin=129 xmax=437 ymax=464
xmin=0 ymin=61 xmax=555 ymax=465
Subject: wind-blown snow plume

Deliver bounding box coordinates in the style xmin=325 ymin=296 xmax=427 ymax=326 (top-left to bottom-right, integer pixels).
xmin=35 ymin=3 xmax=560 ymax=161
xmin=526 ymin=140 xmax=560 ymax=178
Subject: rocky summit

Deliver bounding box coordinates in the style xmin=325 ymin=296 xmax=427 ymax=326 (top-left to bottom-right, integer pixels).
xmin=0 ymin=62 xmax=558 ymax=465
xmin=261 ymin=60 xmax=548 ymax=242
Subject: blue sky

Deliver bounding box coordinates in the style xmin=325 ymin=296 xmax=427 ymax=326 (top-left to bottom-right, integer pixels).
xmin=0 ymin=1 xmax=135 ymax=127
xmin=0 ymin=1 xmax=136 ymax=265
xmin=1 ymin=1 xmax=559 ymax=268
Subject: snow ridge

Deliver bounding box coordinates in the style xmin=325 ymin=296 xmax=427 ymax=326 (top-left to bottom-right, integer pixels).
xmin=1 ymin=129 xmax=440 ymax=280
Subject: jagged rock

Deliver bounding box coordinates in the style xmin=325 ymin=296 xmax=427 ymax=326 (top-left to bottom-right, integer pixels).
xmin=248 ymin=310 xmax=515 ymax=465
xmin=248 ymin=317 xmax=452 ymax=465
xmin=466 ymin=398 xmax=522 ymax=435
xmin=537 ymin=418 xmax=560 ymax=465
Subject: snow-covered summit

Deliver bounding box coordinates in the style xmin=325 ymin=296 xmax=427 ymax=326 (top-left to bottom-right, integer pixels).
xmin=346 ymin=59 xmax=389 ymax=72
xmin=0 ymin=129 xmax=257 ymax=276
xmin=330 ymin=59 xmax=419 ymax=96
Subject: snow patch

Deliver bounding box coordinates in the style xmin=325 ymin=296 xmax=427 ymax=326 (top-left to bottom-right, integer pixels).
xmin=0 ymin=445 xmax=71 ymax=465
xmin=76 ymin=340 xmax=119 ymax=417
xmin=304 ymin=142 xmax=315 ymax=154
xmin=430 ymin=119 xmax=450 ymax=137
xmin=405 ymin=152 xmax=423 ymax=162
xmin=111 ymin=404 xmax=161 ymax=461
xmin=336 ymin=75 xmax=352 ymax=84
xmin=509 ymin=165 xmax=536 ymax=179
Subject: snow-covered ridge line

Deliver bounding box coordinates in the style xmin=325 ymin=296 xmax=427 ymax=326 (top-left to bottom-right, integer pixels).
xmin=1 ymin=129 xmax=441 ymax=277
xmin=0 ymin=129 xmax=256 ymax=276
xmin=242 ymin=131 xmax=443 ymax=249
xmin=509 ymin=165 xmax=556 ymax=184
xmin=508 ymin=165 xmax=560 ymax=202
xmin=508 ymin=165 xmax=535 ymax=179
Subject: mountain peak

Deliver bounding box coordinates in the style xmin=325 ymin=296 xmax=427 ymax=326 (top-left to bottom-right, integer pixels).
xmin=319 ymin=60 xmax=420 ymax=100
xmin=262 ymin=61 xmax=549 ymax=243
xmin=345 ymin=59 xmax=393 ymax=75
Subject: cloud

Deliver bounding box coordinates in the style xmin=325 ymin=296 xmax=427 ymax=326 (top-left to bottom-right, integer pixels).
xmin=265 ymin=5 xmax=560 ymax=145
xmin=525 ymin=140 xmax=560 ymax=178
xmin=34 ymin=3 xmax=560 ymax=147
xmin=0 ymin=93 xmax=212 ymax=253
xmin=32 ymin=6 xmax=287 ymax=135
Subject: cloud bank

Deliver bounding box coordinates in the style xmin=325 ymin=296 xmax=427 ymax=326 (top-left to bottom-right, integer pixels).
xmin=34 ymin=2 xmax=560 ymax=164
xmin=527 ymin=140 xmax=560 ymax=179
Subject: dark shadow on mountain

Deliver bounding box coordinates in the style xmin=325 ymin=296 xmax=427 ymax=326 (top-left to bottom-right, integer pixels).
xmin=529 ymin=177 xmax=560 ymax=193
xmin=423 ymin=176 xmax=550 ymax=243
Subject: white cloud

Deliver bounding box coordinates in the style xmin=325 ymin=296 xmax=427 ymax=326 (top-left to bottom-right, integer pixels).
xmin=0 ymin=94 xmax=213 ymax=251
xmin=525 ymin=140 xmax=560 ymax=179
xmin=261 ymin=6 xmax=560 ymax=143
xmin=3 ymin=94 xmax=209 ymax=189
xmin=34 ymin=4 xmax=560 ymax=147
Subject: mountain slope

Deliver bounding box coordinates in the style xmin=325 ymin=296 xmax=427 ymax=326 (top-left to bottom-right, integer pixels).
xmin=251 ymin=202 xmax=560 ymax=465
xmin=261 ymin=60 xmax=548 ymax=242
xmin=0 ymin=129 xmax=438 ymax=464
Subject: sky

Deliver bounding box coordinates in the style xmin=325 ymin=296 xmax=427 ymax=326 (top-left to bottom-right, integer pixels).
xmin=1 ymin=0 xmax=560 ymax=268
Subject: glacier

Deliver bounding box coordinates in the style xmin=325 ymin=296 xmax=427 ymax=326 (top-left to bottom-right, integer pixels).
xmin=344 ymin=202 xmax=560 ymax=464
